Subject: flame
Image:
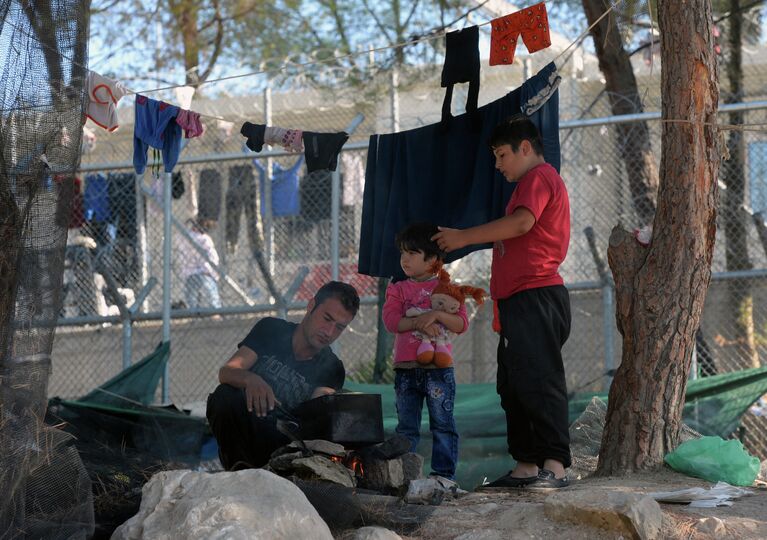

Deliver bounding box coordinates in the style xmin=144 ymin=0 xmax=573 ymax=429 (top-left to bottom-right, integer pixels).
xmin=347 ymin=455 xmax=364 ymax=477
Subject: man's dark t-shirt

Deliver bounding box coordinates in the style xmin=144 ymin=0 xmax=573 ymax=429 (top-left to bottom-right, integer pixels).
xmin=237 ymin=317 xmax=345 ymax=410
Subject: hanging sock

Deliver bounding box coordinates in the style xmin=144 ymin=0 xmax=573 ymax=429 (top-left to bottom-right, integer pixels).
xmin=489 ymin=2 xmax=551 ymax=67
xmin=302 ymin=131 xmax=349 ymax=172
xmin=441 ymin=26 xmax=480 ymax=131
xmin=85 ymin=71 xmax=128 ymax=131
xmin=240 ymin=122 xmax=266 ymax=152
xmin=176 ymin=109 xmax=204 ymax=138
xmin=264 ymin=126 xmax=304 ymax=153
xmin=133 ymin=94 xmax=182 ymax=174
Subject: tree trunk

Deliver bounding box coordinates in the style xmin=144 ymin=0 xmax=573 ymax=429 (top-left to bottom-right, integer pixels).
xmin=596 ymin=0 xmax=720 ymax=474
xmin=581 ymin=0 xmax=659 ymax=226
xmin=721 ymin=0 xmax=758 ymax=368
xmin=170 ymin=0 xmax=201 ymax=86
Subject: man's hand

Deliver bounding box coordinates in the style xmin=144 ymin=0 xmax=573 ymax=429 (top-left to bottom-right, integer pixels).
xmin=310 ymin=386 xmax=336 ymax=399
xmin=244 ymin=372 xmax=279 ymax=417
xmin=431 ymin=227 xmax=466 ymax=253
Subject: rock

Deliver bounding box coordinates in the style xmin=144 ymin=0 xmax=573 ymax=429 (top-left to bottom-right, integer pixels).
xmin=696 ymin=517 xmax=727 ymax=536
xmin=400 ymin=452 xmax=424 ymax=482
xmin=111 ymin=469 xmax=333 ymax=540
xmin=350 ymin=526 xmax=403 ymax=540
xmin=544 ymin=489 xmax=662 ymax=540
xmin=292 ymin=455 xmax=356 ymax=487
xmin=364 ymin=457 xmax=405 ymax=490
xmin=268 ymin=451 xmax=307 ymax=472
xmin=289 ymin=439 xmax=346 ymax=457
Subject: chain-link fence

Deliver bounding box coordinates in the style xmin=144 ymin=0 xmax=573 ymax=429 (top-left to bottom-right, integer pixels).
xmin=50 ymin=56 xmax=767 ymax=460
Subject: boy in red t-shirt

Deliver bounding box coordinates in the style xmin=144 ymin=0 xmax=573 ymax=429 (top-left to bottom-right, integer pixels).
xmin=433 ymin=114 xmax=571 ymax=489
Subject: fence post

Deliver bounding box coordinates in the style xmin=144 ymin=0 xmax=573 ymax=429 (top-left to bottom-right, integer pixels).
xmin=264 ymin=84 xmax=275 ymax=277
xmin=584 ymin=226 xmax=615 ymax=391
xmin=162 ymin=171 xmax=172 ymax=403
xmin=135 ymin=172 xmax=148 ymax=312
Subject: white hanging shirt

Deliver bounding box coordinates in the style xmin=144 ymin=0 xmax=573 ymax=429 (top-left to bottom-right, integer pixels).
xmin=85 ymin=71 xmax=128 ymax=131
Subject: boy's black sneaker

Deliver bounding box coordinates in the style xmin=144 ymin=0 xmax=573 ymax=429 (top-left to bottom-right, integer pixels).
xmin=528 ymin=468 xmax=570 ymax=489
xmin=483 ymin=470 xmax=539 ymax=488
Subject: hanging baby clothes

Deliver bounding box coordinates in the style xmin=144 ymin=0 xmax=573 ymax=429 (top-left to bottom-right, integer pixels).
xmin=302 ymin=131 xmax=349 ymax=172
xmin=240 ymin=121 xmax=348 ymax=172
xmin=254 ymin=156 xmax=304 ymax=217
xmin=490 ymin=2 xmax=551 ymax=66
xmin=240 ymin=122 xmax=266 ymax=152
xmin=85 ymin=71 xmax=128 ymax=131
xmin=359 ymin=62 xmax=562 ymax=279
xmin=176 ymin=109 xmax=204 ymax=138
xmin=441 ymin=26 xmax=480 ymax=131
xmin=133 ymin=94 xmax=182 ymax=174
xmin=264 ymin=126 xmax=304 ymax=153
xmin=198 ymin=169 xmax=222 ymax=222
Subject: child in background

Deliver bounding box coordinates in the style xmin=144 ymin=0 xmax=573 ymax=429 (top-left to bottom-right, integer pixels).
xmin=179 ymin=217 xmax=222 ymax=310
xmin=382 ymin=222 xmax=469 ymax=484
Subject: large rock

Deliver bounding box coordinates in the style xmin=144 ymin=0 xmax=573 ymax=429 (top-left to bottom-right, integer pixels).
xmin=543 ymin=490 xmax=662 ymax=540
xmin=111 ymin=469 xmax=333 ymax=540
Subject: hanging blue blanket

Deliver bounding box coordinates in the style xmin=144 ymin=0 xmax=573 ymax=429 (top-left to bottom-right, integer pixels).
xmin=358 ymin=62 xmax=562 ymax=278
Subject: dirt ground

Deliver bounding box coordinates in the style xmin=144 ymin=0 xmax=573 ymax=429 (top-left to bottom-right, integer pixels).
xmin=399 ymin=469 xmax=767 ymax=540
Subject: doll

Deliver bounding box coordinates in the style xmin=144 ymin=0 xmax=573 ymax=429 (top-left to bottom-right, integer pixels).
xmin=405 ymin=270 xmax=486 ymax=368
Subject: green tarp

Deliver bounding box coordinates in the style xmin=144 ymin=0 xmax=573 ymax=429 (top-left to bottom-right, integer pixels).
xmin=347 ymin=364 xmax=767 ymax=489
xmin=52 ymin=343 xmax=767 ymax=489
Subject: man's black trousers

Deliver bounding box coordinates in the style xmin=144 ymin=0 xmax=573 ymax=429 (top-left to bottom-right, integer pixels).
xmin=206 ymin=384 xmax=289 ymax=470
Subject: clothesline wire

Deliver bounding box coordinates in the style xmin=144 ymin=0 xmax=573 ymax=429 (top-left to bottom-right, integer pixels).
xmin=550 ymin=0 xmax=622 ymax=68
xmin=3 ymin=1 xmax=615 ymax=120
xmin=7 ymin=2 xmax=767 ymax=136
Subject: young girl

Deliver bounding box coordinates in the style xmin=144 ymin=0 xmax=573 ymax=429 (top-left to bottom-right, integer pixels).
xmin=382 ymin=222 xmax=468 ymax=483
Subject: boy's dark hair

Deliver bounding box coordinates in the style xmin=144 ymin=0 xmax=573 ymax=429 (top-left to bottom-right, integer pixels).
xmin=395 ymin=222 xmax=445 ymax=261
xmin=312 ymin=281 xmax=360 ymax=317
xmin=488 ymin=113 xmax=544 ymax=155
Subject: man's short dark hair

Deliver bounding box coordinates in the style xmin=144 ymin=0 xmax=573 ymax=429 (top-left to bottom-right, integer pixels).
xmin=395 ymin=222 xmax=445 ymax=261
xmin=313 ymin=281 xmax=360 ymax=317
xmin=488 ymin=113 xmax=544 ymax=155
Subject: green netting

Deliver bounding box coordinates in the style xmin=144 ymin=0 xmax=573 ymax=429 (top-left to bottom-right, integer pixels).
xmin=78 ymin=341 xmax=170 ymax=408
xmin=347 ymin=364 xmax=767 ymax=489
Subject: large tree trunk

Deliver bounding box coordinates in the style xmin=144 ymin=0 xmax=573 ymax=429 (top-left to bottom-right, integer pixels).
xmin=581 ymin=0 xmax=659 ymax=226
xmin=721 ymin=0 xmax=758 ymax=369
xmin=596 ymin=0 xmax=720 ymax=474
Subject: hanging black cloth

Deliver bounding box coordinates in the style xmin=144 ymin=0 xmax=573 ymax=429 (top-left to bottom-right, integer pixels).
xmin=358 ymin=62 xmax=562 ymax=279
xmin=198 ymin=169 xmax=222 ymax=221
xmin=441 ymin=26 xmax=481 ymax=131
xmin=302 ymin=131 xmax=349 ymax=172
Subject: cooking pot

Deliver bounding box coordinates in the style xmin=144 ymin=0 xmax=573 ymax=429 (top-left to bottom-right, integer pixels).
xmin=292 ymin=392 xmax=384 ymax=447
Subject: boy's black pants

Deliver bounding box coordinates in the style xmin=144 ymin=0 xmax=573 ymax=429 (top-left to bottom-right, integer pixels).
xmin=496 ymin=285 xmax=572 ymax=468
xmin=206 ymin=384 xmax=289 ymax=470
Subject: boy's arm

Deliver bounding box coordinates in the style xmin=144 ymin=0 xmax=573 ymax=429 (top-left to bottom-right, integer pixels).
xmin=432 ymin=207 xmax=535 ymax=253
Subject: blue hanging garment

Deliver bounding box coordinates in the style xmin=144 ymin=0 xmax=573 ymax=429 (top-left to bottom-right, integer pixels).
xmin=133 ymin=94 xmax=182 ymax=174
xmin=358 ymin=62 xmax=562 ymax=279
xmin=254 ymin=156 xmax=304 ymax=217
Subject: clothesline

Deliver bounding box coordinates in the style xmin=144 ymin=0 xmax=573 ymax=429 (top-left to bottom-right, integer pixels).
xmin=2 ymin=1 xmax=613 ymax=122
